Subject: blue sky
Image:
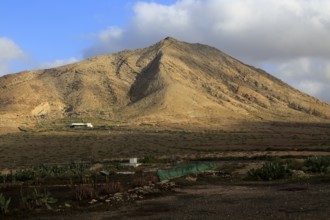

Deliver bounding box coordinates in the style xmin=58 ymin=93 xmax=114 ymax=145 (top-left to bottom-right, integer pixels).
xmin=0 ymin=0 xmax=172 ymax=70
xmin=2 ymin=1 xmax=128 ymax=60
xmin=1 ymin=0 xmax=330 ymax=102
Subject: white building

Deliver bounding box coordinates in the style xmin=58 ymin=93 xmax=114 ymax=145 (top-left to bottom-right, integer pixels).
xmin=70 ymin=123 xmax=93 ymax=128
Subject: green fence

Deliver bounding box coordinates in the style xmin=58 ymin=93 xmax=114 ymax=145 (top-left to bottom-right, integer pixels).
xmin=157 ymin=162 xmax=215 ymax=181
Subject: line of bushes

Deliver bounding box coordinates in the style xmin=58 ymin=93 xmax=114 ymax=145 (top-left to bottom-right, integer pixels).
xmin=247 ymin=156 xmax=330 ymax=181
xmin=0 ymin=162 xmax=91 ymax=183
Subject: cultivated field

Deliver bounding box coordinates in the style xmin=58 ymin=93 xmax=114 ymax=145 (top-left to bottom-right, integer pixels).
xmin=1 ymin=122 xmax=330 ymax=167
xmin=1 ymin=122 xmax=330 ymax=219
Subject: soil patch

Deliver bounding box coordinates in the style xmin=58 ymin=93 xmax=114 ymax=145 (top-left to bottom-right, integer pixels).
xmin=30 ymin=180 xmax=330 ymax=220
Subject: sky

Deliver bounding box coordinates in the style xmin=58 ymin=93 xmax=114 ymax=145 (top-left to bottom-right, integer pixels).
xmin=1 ymin=0 xmax=330 ymax=103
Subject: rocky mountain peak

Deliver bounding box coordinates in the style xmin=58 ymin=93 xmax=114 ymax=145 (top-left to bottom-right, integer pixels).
xmin=1 ymin=38 xmax=330 ymax=131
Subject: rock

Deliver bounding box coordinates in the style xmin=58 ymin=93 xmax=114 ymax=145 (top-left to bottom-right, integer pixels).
xmin=185 ymin=176 xmax=197 ymax=182
xmin=99 ymin=170 xmax=109 ymax=176
xmin=89 ymin=199 xmax=98 ymax=204
xmin=292 ymin=170 xmax=306 ymax=177
xmin=99 ymin=195 xmax=108 ymax=200
xmin=169 ymin=182 xmax=175 ymax=187
xmin=130 ymin=193 xmax=138 ymax=199
xmin=114 ymin=193 xmax=123 ymax=198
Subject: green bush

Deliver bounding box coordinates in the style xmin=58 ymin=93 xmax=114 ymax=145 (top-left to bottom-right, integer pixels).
xmin=304 ymin=156 xmax=330 ymax=173
xmin=247 ymin=160 xmax=292 ymax=181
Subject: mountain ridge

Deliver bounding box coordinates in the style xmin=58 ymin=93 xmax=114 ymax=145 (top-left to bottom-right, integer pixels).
xmin=1 ymin=37 xmax=329 ymax=132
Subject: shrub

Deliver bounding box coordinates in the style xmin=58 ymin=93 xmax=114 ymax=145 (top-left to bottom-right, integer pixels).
xmin=98 ymin=181 xmax=124 ymax=195
xmin=132 ymin=177 xmax=149 ymax=187
xmin=146 ymin=173 xmax=159 ymax=184
xmin=73 ymin=184 xmax=97 ymax=201
xmin=247 ymin=160 xmax=292 ymax=181
xmin=132 ymin=173 xmax=159 ymax=187
xmin=14 ymin=169 xmax=36 ymax=182
xmin=304 ymin=156 xmax=330 ymax=173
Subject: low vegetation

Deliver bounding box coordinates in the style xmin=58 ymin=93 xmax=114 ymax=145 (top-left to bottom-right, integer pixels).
xmin=246 ymin=156 xmax=330 ymax=181
xmin=21 ymin=188 xmax=57 ymax=211
xmin=139 ymin=155 xmax=163 ymax=164
xmin=1 ymin=153 xmax=330 ymax=218
xmin=0 ymin=162 xmax=91 ymax=183
xmin=247 ymin=160 xmax=292 ymax=181
xmin=0 ymin=193 xmax=11 ymax=215
xmin=304 ymin=156 xmax=330 ymax=173
xmin=73 ymin=184 xmax=97 ymax=201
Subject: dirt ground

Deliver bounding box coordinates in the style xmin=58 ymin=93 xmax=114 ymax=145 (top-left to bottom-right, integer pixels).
xmin=1 ymin=122 xmax=330 ymax=167
xmin=2 ymin=123 xmax=330 ymax=219
xmin=29 ymin=179 xmax=330 ymax=220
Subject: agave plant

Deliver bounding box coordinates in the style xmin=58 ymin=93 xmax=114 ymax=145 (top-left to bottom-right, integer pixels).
xmin=0 ymin=193 xmax=11 ymax=214
xmin=21 ymin=188 xmax=57 ymax=210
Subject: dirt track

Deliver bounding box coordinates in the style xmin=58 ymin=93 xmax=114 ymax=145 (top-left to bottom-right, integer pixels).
xmin=37 ymin=180 xmax=330 ymax=220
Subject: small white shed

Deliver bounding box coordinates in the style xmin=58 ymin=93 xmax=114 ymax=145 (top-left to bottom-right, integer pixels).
xmin=129 ymin=158 xmax=138 ymax=164
xmin=70 ymin=123 xmax=93 ymax=128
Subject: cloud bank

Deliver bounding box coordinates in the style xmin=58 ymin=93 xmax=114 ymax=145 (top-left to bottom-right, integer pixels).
xmin=0 ymin=37 xmax=79 ymax=76
xmin=38 ymin=57 xmax=80 ymax=69
xmin=0 ymin=37 xmax=25 ymax=75
xmin=84 ymin=0 xmax=330 ymax=102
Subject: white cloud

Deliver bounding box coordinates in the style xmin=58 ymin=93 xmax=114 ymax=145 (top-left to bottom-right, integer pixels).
xmin=0 ymin=37 xmax=25 ymax=75
xmin=133 ymin=2 xmax=190 ymax=33
xmin=265 ymin=57 xmax=330 ymax=101
xmin=83 ymin=0 xmax=330 ymax=102
xmin=38 ymin=57 xmax=80 ymax=69
xmin=98 ymin=26 xmax=123 ymax=42
xmin=294 ymin=81 xmax=323 ymax=97
xmin=85 ymin=0 xmax=330 ymax=60
xmin=277 ymin=57 xmax=315 ymax=79
xmin=0 ymin=37 xmax=79 ymax=75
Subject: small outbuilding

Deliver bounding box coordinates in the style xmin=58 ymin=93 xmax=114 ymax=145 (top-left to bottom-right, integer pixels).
xmin=70 ymin=123 xmax=93 ymax=128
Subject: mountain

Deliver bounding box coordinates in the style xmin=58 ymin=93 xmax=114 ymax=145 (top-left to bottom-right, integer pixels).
xmin=1 ymin=37 xmax=330 ymax=131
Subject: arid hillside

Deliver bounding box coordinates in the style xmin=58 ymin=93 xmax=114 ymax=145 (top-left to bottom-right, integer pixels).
xmin=1 ymin=37 xmax=330 ymax=131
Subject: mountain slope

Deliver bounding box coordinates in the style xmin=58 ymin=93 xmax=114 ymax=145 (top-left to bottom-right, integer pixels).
xmin=1 ymin=37 xmax=330 ymax=131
